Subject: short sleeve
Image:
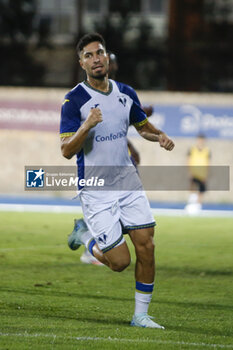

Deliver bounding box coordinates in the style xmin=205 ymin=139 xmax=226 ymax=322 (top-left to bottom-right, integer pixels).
xmin=114 ymin=81 xmax=147 ymax=127
xmin=60 ymin=97 xmax=81 ymax=137
xmin=129 ymin=101 xmax=148 ymax=127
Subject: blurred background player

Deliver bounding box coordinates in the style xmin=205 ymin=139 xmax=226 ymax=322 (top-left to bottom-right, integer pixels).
xmin=185 ymin=133 xmax=211 ymax=214
xmin=80 ymin=51 xmax=153 ymax=264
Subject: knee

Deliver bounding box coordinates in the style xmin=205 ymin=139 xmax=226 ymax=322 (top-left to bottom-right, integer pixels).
xmin=110 ymin=258 xmax=131 ymax=272
xmin=143 ymin=236 xmax=155 ymax=251
xmin=137 ymin=237 xmax=155 ymax=257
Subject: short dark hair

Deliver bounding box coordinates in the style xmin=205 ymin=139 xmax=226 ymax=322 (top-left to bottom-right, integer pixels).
xmin=197 ymin=132 xmax=206 ymax=139
xmin=76 ymin=33 xmax=106 ymax=57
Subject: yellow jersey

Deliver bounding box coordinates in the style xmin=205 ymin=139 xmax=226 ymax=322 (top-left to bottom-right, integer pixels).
xmin=188 ymin=146 xmax=210 ymax=181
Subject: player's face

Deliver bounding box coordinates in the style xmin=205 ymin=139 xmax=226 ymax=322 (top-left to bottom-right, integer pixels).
xmin=79 ymin=42 xmax=109 ymax=80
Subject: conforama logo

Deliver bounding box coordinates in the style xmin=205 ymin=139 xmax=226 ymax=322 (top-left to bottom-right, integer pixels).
xmin=95 ymin=131 xmax=126 ymax=142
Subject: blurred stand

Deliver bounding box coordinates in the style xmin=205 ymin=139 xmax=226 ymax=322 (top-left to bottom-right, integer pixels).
xmin=72 ymin=0 xmax=85 ymax=85
xmin=168 ymin=0 xmax=233 ymax=91
xmin=0 ymin=87 xmax=232 ymax=205
xmin=0 ymin=0 xmax=232 ymax=90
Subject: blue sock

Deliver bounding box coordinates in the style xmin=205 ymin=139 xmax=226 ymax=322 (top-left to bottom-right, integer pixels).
xmin=87 ymin=238 xmax=96 ymax=256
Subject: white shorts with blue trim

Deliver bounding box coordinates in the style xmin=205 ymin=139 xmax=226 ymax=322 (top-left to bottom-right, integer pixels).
xmin=79 ymin=190 xmax=155 ymax=253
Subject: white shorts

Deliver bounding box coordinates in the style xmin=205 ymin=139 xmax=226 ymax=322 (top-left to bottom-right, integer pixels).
xmin=79 ymin=191 xmax=155 ymax=253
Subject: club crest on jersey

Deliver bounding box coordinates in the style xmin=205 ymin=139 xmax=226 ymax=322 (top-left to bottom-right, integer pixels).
xmin=118 ymin=96 xmax=127 ymax=107
xmin=91 ymin=103 xmax=100 ymax=109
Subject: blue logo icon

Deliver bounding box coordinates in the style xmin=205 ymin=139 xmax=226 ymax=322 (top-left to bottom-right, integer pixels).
xmin=26 ymin=169 xmax=45 ymax=188
xmin=91 ymin=103 xmax=100 ymax=109
xmin=118 ymin=96 xmax=127 ymax=107
xmin=98 ymin=233 xmax=107 ymax=245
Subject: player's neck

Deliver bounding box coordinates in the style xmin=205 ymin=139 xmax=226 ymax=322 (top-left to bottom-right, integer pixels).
xmin=86 ymin=76 xmax=109 ymax=93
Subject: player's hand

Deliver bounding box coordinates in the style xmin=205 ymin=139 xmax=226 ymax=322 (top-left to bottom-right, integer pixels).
xmin=158 ymin=133 xmax=175 ymax=151
xmin=85 ymin=108 xmax=103 ymax=129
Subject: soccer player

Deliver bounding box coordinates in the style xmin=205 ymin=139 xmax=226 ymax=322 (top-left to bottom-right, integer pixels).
xmin=60 ymin=33 xmax=174 ymax=329
xmin=186 ymin=133 xmax=211 ymax=213
xmin=79 ymin=50 xmax=152 ymax=265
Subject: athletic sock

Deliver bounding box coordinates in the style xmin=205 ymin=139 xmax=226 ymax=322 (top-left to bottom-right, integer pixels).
xmin=134 ymin=281 xmax=154 ymax=315
xmin=87 ymin=238 xmax=96 ymax=256
xmin=80 ymin=228 xmax=93 ymax=247
xmin=79 ymin=222 xmax=96 ymax=256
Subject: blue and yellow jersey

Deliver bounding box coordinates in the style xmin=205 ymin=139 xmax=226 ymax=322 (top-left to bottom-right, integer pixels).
xmin=60 ymin=79 xmax=147 ymax=187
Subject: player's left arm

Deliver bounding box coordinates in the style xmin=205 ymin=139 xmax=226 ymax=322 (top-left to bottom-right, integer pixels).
xmin=136 ymin=120 xmax=175 ymax=151
xmin=126 ymin=84 xmax=174 ymax=151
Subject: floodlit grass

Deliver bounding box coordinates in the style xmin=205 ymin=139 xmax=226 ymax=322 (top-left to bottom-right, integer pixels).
xmin=0 ymin=212 xmax=232 ymax=350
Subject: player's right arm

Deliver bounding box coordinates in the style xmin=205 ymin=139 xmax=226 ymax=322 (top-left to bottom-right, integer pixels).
xmin=61 ymin=107 xmax=102 ymax=159
xmin=124 ymin=83 xmax=174 ymax=151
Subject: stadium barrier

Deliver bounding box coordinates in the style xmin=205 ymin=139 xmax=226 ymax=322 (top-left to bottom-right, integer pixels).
xmin=0 ymin=87 xmax=232 ymax=203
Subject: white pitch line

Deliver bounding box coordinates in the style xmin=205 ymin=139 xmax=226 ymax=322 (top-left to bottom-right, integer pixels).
xmin=0 ymin=203 xmax=82 ymax=214
xmin=0 ymin=332 xmax=232 ymax=349
xmin=150 ymin=208 xmax=233 ymax=218
xmin=0 ymin=203 xmax=233 ymax=217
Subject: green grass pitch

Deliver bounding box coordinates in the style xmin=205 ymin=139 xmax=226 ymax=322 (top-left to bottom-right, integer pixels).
xmin=0 ymin=211 xmax=232 ymax=350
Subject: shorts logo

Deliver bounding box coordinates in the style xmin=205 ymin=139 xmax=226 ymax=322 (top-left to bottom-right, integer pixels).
xmin=98 ymin=233 xmax=107 ymax=245
xmin=26 ymin=168 xmax=45 ymax=188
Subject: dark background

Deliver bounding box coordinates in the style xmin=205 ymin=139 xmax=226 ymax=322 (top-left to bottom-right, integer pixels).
xmin=0 ymin=0 xmax=233 ymax=91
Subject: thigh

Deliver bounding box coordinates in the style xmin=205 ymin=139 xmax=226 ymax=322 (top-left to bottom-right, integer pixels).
xmin=80 ymin=196 xmax=125 ymax=253
xmin=199 ymin=180 xmax=206 ymax=193
xmin=104 ymin=240 xmax=130 ymax=266
xmin=120 ymin=191 xmax=155 ymax=230
xmin=191 ymin=177 xmax=198 ymax=191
